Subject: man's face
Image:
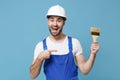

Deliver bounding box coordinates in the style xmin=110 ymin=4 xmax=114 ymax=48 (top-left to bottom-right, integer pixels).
xmin=48 ymin=16 xmax=65 ymax=37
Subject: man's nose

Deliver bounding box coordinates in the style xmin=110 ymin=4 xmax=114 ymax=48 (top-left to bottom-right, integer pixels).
xmin=53 ymin=21 xmax=57 ymax=26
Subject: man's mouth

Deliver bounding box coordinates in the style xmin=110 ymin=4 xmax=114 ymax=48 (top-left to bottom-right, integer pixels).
xmin=51 ymin=27 xmax=59 ymax=32
xmin=49 ymin=26 xmax=62 ymax=36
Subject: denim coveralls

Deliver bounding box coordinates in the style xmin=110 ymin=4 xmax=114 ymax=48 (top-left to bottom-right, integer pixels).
xmin=43 ymin=36 xmax=79 ymax=80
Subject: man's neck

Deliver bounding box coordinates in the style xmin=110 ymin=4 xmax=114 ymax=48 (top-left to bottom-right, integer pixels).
xmin=49 ymin=34 xmax=66 ymax=43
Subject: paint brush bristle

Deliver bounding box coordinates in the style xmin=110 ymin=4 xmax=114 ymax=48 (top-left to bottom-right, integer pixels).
xmin=90 ymin=27 xmax=100 ymax=42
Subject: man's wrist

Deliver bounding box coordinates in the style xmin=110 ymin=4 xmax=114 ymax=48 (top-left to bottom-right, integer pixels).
xmin=37 ymin=53 xmax=44 ymax=61
xmin=90 ymin=53 xmax=96 ymax=57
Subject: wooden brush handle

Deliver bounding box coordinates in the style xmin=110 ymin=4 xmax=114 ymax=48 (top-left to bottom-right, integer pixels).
xmin=92 ymin=35 xmax=99 ymax=42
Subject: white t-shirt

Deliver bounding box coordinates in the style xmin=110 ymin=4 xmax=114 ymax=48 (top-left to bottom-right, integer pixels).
xmin=34 ymin=36 xmax=83 ymax=60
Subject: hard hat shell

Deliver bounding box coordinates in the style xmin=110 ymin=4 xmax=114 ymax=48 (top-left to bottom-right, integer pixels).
xmin=46 ymin=5 xmax=67 ymax=19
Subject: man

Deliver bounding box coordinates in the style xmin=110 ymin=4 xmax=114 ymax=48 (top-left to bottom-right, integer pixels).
xmin=30 ymin=5 xmax=100 ymax=80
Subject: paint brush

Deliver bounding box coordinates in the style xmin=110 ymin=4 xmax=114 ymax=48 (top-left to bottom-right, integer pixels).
xmin=90 ymin=27 xmax=100 ymax=42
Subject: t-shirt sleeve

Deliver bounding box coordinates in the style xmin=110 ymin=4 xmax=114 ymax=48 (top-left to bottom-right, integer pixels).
xmin=72 ymin=38 xmax=83 ymax=56
xmin=34 ymin=42 xmax=43 ymax=60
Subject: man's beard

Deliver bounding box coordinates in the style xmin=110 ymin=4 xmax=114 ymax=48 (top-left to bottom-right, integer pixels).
xmin=49 ymin=28 xmax=62 ymax=37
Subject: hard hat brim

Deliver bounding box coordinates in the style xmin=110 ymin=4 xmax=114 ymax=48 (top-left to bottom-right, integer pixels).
xmin=46 ymin=15 xmax=66 ymax=20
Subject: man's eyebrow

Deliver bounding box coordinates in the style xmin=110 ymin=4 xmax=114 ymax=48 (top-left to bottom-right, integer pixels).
xmin=58 ymin=17 xmax=64 ymax=20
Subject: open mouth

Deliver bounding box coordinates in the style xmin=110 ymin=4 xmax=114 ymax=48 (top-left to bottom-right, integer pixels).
xmin=49 ymin=26 xmax=62 ymax=36
xmin=51 ymin=27 xmax=59 ymax=32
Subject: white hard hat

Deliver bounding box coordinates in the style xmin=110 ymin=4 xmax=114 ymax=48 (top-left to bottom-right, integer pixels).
xmin=46 ymin=5 xmax=67 ymax=19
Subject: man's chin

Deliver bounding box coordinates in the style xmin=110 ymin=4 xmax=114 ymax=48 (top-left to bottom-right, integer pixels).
xmin=49 ymin=29 xmax=62 ymax=37
xmin=51 ymin=33 xmax=58 ymax=37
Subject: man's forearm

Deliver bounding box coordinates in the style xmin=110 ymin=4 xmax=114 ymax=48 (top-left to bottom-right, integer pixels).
xmin=30 ymin=57 xmax=44 ymax=79
xmin=84 ymin=53 xmax=96 ymax=74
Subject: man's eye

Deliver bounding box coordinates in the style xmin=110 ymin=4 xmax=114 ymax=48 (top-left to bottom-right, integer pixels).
xmin=57 ymin=20 xmax=62 ymax=22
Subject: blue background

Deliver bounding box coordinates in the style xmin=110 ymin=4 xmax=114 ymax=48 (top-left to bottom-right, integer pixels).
xmin=0 ymin=0 xmax=120 ymax=80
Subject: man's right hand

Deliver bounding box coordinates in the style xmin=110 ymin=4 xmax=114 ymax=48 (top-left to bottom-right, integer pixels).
xmin=38 ymin=50 xmax=57 ymax=60
xmin=30 ymin=50 xmax=57 ymax=79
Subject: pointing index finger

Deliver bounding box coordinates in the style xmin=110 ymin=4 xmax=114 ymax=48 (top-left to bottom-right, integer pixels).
xmin=48 ymin=50 xmax=57 ymax=53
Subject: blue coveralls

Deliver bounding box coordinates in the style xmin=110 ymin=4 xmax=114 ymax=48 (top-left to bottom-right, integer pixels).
xmin=43 ymin=36 xmax=79 ymax=80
